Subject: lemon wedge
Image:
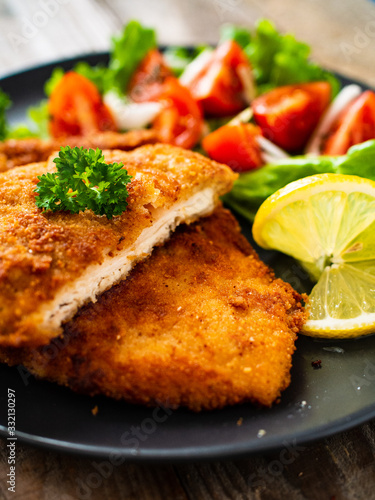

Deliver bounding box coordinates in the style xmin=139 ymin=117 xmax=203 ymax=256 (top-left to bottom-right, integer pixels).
xmin=252 ymin=173 xmax=375 ymax=338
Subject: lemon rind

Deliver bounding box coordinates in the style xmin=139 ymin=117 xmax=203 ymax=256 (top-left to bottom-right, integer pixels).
xmin=253 ymin=174 xmax=375 ymax=249
xmin=302 ymin=312 xmax=375 ymax=338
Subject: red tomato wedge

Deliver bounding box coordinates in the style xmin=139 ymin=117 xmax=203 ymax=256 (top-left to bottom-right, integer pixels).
xmin=127 ymin=50 xmax=202 ymax=148
xmin=153 ymin=77 xmax=203 ymax=149
xmin=323 ymin=90 xmax=375 ymax=155
xmin=252 ymin=82 xmax=331 ymax=153
xmin=48 ymin=71 xmax=116 ymax=138
xmin=187 ymin=40 xmax=253 ymax=117
xmin=202 ymin=123 xmax=263 ymax=172
xmin=128 ymin=49 xmax=173 ymax=102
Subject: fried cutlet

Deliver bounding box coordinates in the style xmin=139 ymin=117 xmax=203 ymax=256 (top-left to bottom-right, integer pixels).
xmin=0 ymin=144 xmax=236 ymax=348
xmin=0 ymin=130 xmax=158 ymax=171
xmin=0 ymin=207 xmax=306 ymax=410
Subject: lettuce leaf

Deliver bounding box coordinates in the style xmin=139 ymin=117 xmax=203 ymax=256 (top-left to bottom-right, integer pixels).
xmin=107 ymin=20 xmax=156 ymax=94
xmin=43 ymin=63 xmax=110 ymax=97
xmin=220 ymin=24 xmax=252 ymax=48
xmin=163 ymin=46 xmax=209 ymax=77
xmin=0 ymin=89 xmax=11 ymax=140
xmin=42 ymin=21 xmax=156 ymax=97
xmin=222 ymin=20 xmax=340 ymax=96
xmin=27 ymin=101 xmax=49 ymax=138
xmin=7 ymin=21 xmax=157 ymax=140
xmin=6 ymin=124 xmax=38 ymax=139
xmin=223 ymin=140 xmax=375 ymax=222
xmin=77 ymin=20 xmax=156 ymax=94
xmin=44 ymin=67 xmax=65 ymax=97
xmin=2 ymin=19 xmax=341 ymax=142
xmin=8 ymin=101 xmax=50 ymax=139
xmin=163 ymin=47 xmax=195 ymax=77
xmin=74 ymin=62 xmax=111 ymax=95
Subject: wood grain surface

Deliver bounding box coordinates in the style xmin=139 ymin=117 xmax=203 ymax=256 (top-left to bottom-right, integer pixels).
xmin=1 ymin=1 xmax=375 ymax=499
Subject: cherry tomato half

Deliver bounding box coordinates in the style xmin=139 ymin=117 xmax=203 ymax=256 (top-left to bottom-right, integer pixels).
xmin=323 ymin=90 xmax=375 ymax=155
xmin=128 ymin=49 xmax=173 ymax=103
xmin=153 ymin=77 xmax=203 ymax=149
xmin=48 ymin=71 xmax=116 ymax=138
xmin=202 ymin=123 xmax=263 ymax=172
xmin=252 ymin=82 xmax=331 ymax=153
xmin=187 ymin=40 xmax=253 ymax=117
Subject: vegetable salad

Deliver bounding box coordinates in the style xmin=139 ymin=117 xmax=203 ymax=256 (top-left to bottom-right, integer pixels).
xmin=1 ymin=19 xmax=375 ymax=222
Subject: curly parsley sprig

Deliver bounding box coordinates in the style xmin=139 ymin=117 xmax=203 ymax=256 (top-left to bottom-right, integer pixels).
xmin=35 ymin=146 xmax=132 ymax=219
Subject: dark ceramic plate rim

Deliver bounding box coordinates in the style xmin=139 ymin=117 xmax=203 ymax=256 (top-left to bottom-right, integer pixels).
xmin=0 ymin=53 xmax=374 ymax=461
xmin=1 ymin=404 xmax=375 ymax=461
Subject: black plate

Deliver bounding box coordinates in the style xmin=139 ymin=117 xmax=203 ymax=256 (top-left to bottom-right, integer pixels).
xmin=0 ymin=56 xmax=374 ymax=461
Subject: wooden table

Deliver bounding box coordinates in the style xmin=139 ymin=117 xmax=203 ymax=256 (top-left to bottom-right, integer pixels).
xmin=1 ymin=1 xmax=375 ymax=498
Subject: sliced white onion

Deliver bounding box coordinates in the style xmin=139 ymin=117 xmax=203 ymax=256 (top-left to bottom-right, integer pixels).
xmin=261 ymin=152 xmax=280 ymax=165
xmin=104 ymin=91 xmax=162 ymax=130
xmin=228 ymin=107 xmax=253 ymax=125
xmin=191 ymin=62 xmax=219 ymax=98
xmin=305 ymin=84 xmax=362 ymax=156
xmin=256 ymin=135 xmax=290 ymax=161
xmin=228 ymin=108 xmax=289 ymax=164
xmin=179 ymin=48 xmax=214 ymax=87
xmin=237 ymin=64 xmax=256 ymax=104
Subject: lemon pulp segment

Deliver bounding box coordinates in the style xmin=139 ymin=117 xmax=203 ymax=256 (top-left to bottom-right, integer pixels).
xmin=252 ymin=174 xmax=375 ymax=338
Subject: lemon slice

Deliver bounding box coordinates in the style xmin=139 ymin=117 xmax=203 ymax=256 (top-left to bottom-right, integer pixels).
xmin=252 ymin=173 xmax=375 ymax=338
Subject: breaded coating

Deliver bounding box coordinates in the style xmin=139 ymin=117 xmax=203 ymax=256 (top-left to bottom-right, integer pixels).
xmin=0 ymin=130 xmax=158 ymax=171
xmin=0 ymin=207 xmax=306 ymax=410
xmin=0 ymin=144 xmax=236 ymax=347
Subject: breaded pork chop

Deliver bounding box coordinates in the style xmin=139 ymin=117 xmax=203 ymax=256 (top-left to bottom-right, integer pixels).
xmin=0 ymin=130 xmax=158 ymax=171
xmin=0 ymin=144 xmax=236 ymax=347
xmin=1 ymin=207 xmax=306 ymax=410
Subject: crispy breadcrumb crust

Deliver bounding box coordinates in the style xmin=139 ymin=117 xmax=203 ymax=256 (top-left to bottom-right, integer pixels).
xmin=0 ymin=130 xmax=158 ymax=171
xmin=0 ymin=207 xmax=306 ymax=410
xmin=0 ymin=144 xmax=236 ymax=347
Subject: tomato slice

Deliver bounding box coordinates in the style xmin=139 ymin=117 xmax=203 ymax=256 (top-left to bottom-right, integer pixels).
xmin=128 ymin=49 xmax=173 ymax=102
xmin=323 ymin=90 xmax=375 ymax=155
xmin=49 ymin=71 xmax=116 ymax=138
xmin=187 ymin=40 xmax=253 ymax=117
xmin=202 ymin=123 xmax=263 ymax=172
xmin=252 ymin=82 xmax=331 ymax=153
xmin=127 ymin=50 xmax=203 ymax=148
xmin=153 ymin=77 xmax=203 ymax=149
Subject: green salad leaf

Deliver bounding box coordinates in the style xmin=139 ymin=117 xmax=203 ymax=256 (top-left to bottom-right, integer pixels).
xmin=1 ymin=19 xmax=342 ymax=142
xmin=221 ymin=19 xmax=340 ymax=96
xmin=74 ymin=62 xmax=112 ymax=95
xmin=44 ymin=67 xmax=65 ymax=97
xmin=0 ymin=88 xmax=42 ymax=140
xmin=43 ymin=64 xmax=109 ymax=97
xmin=0 ymin=89 xmax=11 ymax=141
xmin=223 ymin=140 xmax=375 ymax=222
xmin=108 ymin=20 xmax=156 ymax=93
xmin=35 ymin=146 xmax=132 ymax=219
xmin=220 ymin=24 xmax=252 ymax=48
xmin=6 ymin=101 xmax=49 ymax=139
xmin=163 ymin=47 xmax=194 ymax=77
xmin=6 ymin=124 xmax=38 ymax=139
xmin=335 ymin=140 xmax=375 ymax=177
xmin=5 ymin=21 xmax=157 ymax=140
xmin=163 ymin=46 xmax=209 ymax=77
xmin=42 ymin=21 xmax=157 ymax=98
xmin=28 ymin=101 xmax=49 ymax=138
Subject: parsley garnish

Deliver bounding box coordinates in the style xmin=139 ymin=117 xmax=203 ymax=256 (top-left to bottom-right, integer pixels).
xmin=35 ymin=146 xmax=132 ymax=219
